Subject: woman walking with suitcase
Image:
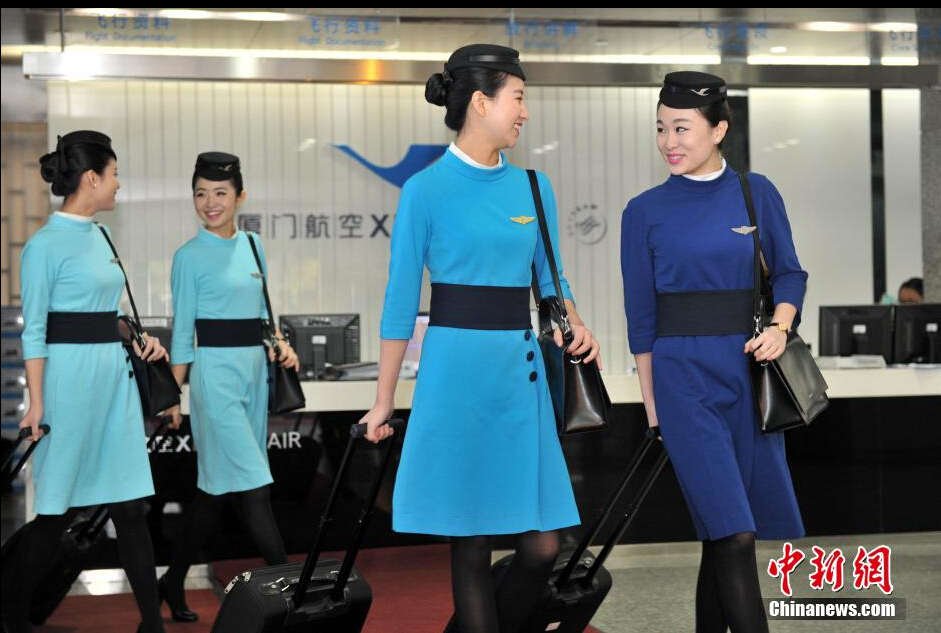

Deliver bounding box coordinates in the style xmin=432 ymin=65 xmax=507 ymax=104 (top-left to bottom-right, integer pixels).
xmin=361 ymin=44 xmax=601 ymax=633
xmin=158 ymin=152 xmax=299 ymax=623
xmin=621 ymin=72 xmax=807 ymax=633
xmin=2 ymin=131 xmax=168 ymax=633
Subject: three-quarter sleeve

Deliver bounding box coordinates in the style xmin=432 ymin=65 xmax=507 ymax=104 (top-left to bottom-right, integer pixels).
xmin=170 ymin=249 xmax=198 ymax=365
xmin=380 ymin=179 xmax=431 ymax=340
xmin=20 ymin=238 xmax=56 ymax=360
xmin=621 ymin=199 xmax=658 ymax=354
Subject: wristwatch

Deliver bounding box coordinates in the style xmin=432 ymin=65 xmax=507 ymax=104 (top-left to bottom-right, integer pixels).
xmin=769 ymin=322 xmax=790 ymax=333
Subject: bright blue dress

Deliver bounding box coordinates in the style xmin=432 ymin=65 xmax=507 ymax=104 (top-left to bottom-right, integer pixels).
xmin=20 ymin=213 xmax=154 ymax=515
xmin=382 ymin=149 xmax=581 ymax=537
xmin=170 ymin=228 xmax=271 ymax=495
xmin=621 ymin=167 xmax=806 ymax=541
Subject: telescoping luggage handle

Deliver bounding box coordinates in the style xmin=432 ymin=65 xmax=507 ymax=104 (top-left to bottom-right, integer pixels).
xmin=1 ymin=425 xmax=51 ymax=489
xmin=556 ymin=426 xmax=669 ymax=590
xmin=292 ymin=417 xmax=406 ymax=608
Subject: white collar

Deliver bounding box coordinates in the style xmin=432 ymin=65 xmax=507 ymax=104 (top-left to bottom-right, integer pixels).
xmin=683 ymin=158 xmax=727 ymax=182
xmin=54 ymin=211 xmax=95 ymax=223
xmin=448 ymin=142 xmax=502 ymax=170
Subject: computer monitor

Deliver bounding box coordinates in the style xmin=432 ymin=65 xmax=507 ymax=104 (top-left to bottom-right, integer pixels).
xmin=818 ymin=305 xmax=894 ymax=362
xmin=279 ymin=314 xmax=360 ymax=380
xmin=893 ymin=304 xmax=941 ymax=364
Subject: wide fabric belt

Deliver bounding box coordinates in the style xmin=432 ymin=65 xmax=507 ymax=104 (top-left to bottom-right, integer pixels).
xmin=195 ymin=318 xmax=265 ymax=347
xmin=46 ymin=311 xmax=120 ymax=344
xmin=429 ymin=283 xmax=532 ymax=330
xmin=656 ymin=290 xmax=753 ymax=337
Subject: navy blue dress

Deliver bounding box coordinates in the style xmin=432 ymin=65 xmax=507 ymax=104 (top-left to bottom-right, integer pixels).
xmin=621 ymin=167 xmax=806 ymax=541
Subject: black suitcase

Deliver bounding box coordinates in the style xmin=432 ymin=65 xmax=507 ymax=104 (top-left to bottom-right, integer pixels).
xmin=445 ymin=426 xmax=669 ymax=633
xmin=1 ymin=420 xmax=167 ymax=626
xmin=211 ymin=418 xmax=405 ymax=633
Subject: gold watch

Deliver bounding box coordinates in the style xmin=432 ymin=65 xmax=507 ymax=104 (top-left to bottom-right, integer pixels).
xmin=769 ymin=321 xmax=789 ymax=333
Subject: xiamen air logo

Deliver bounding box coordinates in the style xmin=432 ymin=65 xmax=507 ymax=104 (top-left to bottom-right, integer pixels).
xmin=334 ymin=144 xmax=448 ymax=188
xmin=567 ymin=203 xmax=607 ymax=245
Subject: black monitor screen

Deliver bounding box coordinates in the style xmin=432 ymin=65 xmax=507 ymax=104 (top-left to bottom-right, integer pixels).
xmin=818 ymin=305 xmax=894 ymax=361
xmin=893 ymin=304 xmax=941 ymax=364
xmin=279 ymin=314 xmax=360 ymax=380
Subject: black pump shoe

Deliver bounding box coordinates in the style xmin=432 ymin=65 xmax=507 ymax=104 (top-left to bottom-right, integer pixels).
xmin=158 ymin=574 xmax=199 ymax=622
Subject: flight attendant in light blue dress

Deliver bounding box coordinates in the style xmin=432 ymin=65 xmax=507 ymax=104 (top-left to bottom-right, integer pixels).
xmin=622 ymin=72 xmax=807 ymax=633
xmin=361 ymin=45 xmax=601 ymax=633
xmin=158 ymin=153 xmax=299 ymax=623
xmin=3 ymin=131 xmax=168 ymax=633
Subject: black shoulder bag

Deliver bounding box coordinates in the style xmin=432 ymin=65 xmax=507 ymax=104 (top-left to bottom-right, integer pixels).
xmin=739 ymin=173 xmax=829 ymax=432
xmin=96 ymin=224 xmax=181 ymax=417
xmin=527 ymin=170 xmax=610 ymax=436
xmin=246 ymin=233 xmax=306 ymax=415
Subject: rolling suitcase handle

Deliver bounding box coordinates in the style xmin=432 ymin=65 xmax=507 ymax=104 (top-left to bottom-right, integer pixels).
xmin=556 ymin=425 xmax=661 ymax=588
xmin=581 ymin=447 xmax=669 ymax=589
xmin=2 ymin=425 xmax=51 ymax=489
xmin=292 ymin=417 xmax=406 ymax=608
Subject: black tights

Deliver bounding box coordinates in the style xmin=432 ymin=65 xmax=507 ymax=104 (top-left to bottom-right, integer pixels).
xmin=451 ymin=530 xmax=559 ymax=633
xmin=163 ymin=485 xmax=285 ymax=603
xmin=2 ymin=499 xmax=164 ymax=633
xmin=696 ymin=532 xmax=768 ymax=633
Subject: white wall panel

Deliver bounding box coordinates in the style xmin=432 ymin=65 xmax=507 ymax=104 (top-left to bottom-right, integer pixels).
xmin=48 ymin=81 xmax=904 ymax=369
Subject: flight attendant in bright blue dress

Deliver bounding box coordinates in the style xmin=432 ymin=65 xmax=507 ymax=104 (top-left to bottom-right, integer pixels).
xmin=361 ymin=45 xmax=602 ymax=633
xmin=5 ymin=131 xmax=168 ymax=633
xmin=158 ymin=152 xmax=300 ymax=623
xmin=621 ymin=72 xmax=807 ymax=633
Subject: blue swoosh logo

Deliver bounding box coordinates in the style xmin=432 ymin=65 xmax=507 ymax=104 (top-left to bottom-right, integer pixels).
xmin=334 ymin=144 xmax=448 ymax=188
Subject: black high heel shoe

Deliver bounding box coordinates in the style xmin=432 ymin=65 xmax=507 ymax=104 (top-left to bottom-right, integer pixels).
xmin=158 ymin=574 xmax=199 ymax=622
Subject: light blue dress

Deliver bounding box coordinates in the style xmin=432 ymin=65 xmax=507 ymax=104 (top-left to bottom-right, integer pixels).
xmin=170 ymin=228 xmax=271 ymax=495
xmin=382 ymin=149 xmax=581 ymax=536
xmin=20 ymin=212 xmax=154 ymax=515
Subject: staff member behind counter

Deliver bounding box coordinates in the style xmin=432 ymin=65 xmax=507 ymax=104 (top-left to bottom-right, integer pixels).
xmin=160 ymin=152 xmax=299 ymax=623
xmin=4 ymin=131 xmax=168 ymax=633
xmin=622 ymin=71 xmax=808 ymax=633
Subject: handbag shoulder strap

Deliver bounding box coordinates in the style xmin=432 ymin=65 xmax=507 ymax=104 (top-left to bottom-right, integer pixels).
xmin=526 ymin=169 xmax=571 ymax=333
xmin=738 ymin=172 xmax=772 ymax=336
xmin=95 ymin=223 xmax=143 ymax=335
xmin=245 ymin=232 xmax=276 ymax=326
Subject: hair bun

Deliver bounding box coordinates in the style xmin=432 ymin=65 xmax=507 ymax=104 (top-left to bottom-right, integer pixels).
xmin=424 ymin=72 xmax=448 ymax=107
xmin=39 ymin=150 xmax=62 ymax=186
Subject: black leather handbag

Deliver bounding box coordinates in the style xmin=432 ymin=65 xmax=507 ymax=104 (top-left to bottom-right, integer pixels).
xmin=527 ymin=170 xmax=611 ymax=436
xmin=739 ymin=174 xmax=829 ymax=433
xmin=246 ymin=234 xmax=306 ymax=415
xmin=96 ymin=225 xmax=181 ymax=417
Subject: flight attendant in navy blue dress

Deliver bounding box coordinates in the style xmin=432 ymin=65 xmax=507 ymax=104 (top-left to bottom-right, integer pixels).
xmin=361 ymin=45 xmax=601 ymax=633
xmin=621 ymin=72 xmax=807 ymax=633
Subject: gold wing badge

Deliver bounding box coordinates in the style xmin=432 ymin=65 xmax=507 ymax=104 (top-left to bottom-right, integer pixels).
xmin=731 ymin=225 xmax=757 ymax=235
xmin=510 ymin=216 xmax=536 ymax=225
